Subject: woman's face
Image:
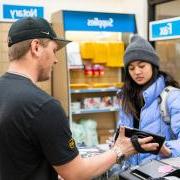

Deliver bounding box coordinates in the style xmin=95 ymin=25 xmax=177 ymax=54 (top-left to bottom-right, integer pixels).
xmin=128 ymin=61 xmax=153 ymax=85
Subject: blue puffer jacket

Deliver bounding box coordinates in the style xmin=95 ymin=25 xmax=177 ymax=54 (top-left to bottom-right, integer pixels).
xmin=117 ymin=75 xmax=180 ymax=165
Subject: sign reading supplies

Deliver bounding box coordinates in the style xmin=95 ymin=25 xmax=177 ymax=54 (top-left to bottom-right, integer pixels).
xmin=149 ymin=17 xmax=180 ymax=41
xmin=63 ymin=11 xmax=137 ymax=33
xmin=2 ymin=4 xmax=44 ymax=21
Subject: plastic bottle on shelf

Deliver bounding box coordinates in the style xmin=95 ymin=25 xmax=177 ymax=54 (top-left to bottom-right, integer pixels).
xmin=99 ymin=65 xmax=105 ymax=76
xmin=84 ymin=64 xmax=93 ymax=77
xmin=92 ymin=64 xmax=100 ymax=77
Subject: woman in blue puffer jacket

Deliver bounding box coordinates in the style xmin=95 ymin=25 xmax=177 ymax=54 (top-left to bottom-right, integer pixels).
xmin=117 ymin=35 xmax=180 ymax=166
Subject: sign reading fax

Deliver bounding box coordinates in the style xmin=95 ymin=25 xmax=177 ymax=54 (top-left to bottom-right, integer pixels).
xmin=3 ymin=4 xmax=44 ymax=20
xmin=149 ymin=17 xmax=180 ymax=41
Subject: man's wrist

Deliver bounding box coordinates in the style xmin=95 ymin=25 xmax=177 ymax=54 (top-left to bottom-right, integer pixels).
xmin=111 ymin=146 xmax=126 ymax=164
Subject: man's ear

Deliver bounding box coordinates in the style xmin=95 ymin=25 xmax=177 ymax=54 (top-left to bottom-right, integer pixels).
xmin=30 ymin=39 xmax=41 ymax=57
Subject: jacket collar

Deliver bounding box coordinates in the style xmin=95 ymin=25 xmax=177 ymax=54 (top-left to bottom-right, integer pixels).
xmin=142 ymin=75 xmax=165 ymax=107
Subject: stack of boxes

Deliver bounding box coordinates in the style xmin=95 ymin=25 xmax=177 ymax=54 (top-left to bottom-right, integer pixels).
xmin=0 ymin=23 xmax=11 ymax=77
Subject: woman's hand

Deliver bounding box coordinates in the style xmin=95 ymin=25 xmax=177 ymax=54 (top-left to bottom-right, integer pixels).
xmin=114 ymin=127 xmax=159 ymax=157
xmin=159 ymin=144 xmax=172 ymax=157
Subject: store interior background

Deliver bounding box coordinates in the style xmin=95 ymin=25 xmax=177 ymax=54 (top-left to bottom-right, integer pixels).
xmin=1 ymin=0 xmax=148 ymax=37
xmin=154 ymin=1 xmax=180 ymax=84
xmin=0 ymin=0 xmax=148 ymax=145
xmin=0 ymin=0 xmax=180 ymax=146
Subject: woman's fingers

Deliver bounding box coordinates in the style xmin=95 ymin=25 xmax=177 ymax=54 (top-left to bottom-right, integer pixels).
xmin=138 ymin=136 xmax=153 ymax=144
xmin=141 ymin=142 xmax=159 ymax=151
xmin=138 ymin=136 xmax=159 ymax=151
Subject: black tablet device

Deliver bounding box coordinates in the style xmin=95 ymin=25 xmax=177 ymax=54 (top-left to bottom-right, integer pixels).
xmin=114 ymin=126 xmax=165 ymax=154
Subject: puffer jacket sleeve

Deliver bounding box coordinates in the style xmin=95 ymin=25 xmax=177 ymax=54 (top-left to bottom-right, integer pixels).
xmin=117 ymin=105 xmax=133 ymax=128
xmin=165 ymin=90 xmax=180 ymax=157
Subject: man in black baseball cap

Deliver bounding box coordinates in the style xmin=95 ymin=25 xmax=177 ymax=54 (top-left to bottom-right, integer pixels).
xmin=0 ymin=17 xmax=158 ymax=180
xmin=8 ymin=17 xmax=70 ymax=49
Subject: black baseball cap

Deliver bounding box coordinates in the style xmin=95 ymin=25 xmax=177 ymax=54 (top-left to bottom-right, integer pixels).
xmin=8 ymin=17 xmax=71 ymax=49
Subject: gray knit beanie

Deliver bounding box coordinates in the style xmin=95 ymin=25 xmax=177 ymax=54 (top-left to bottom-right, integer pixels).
xmin=124 ymin=35 xmax=159 ymax=69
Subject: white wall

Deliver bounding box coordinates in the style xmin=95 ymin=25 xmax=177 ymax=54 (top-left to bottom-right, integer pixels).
xmin=1 ymin=0 xmax=148 ymax=38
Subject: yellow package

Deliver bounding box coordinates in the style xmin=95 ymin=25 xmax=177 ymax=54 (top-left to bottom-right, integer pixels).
xmin=92 ymin=42 xmax=108 ymax=64
xmin=106 ymin=42 xmax=124 ymax=67
xmin=80 ymin=42 xmax=94 ymax=59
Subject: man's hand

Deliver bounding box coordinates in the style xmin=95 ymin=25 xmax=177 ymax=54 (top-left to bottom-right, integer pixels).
xmin=114 ymin=127 xmax=159 ymax=157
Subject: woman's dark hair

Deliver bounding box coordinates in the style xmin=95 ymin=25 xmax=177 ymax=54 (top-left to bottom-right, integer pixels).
xmin=118 ymin=66 xmax=179 ymax=119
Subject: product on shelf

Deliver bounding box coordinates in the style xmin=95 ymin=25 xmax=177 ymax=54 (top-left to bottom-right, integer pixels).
xmin=70 ymin=83 xmax=89 ymax=89
xmin=81 ymin=96 xmax=118 ymax=110
xmin=71 ymin=102 xmax=81 ymax=112
xmin=113 ymin=82 xmax=124 ymax=88
xmin=80 ymin=41 xmax=94 ymax=59
xmin=83 ymin=97 xmax=101 ymax=109
xmin=100 ymin=96 xmax=113 ymax=108
xmin=92 ymin=64 xmax=100 ymax=77
xmin=92 ymin=42 xmax=108 ymax=64
xmin=92 ymin=83 xmax=113 ymax=88
xmin=84 ymin=64 xmax=93 ymax=77
xmin=71 ymin=119 xmax=98 ymax=146
xmin=99 ymin=65 xmax=105 ymax=76
xmin=106 ymin=41 xmax=124 ymax=67
xmin=66 ymin=42 xmax=83 ymax=67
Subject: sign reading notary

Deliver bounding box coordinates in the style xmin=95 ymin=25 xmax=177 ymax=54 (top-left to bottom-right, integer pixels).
xmin=149 ymin=17 xmax=180 ymax=41
xmin=3 ymin=4 xmax=44 ymax=20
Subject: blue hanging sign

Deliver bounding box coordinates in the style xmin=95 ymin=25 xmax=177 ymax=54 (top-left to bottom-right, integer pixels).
xmin=3 ymin=4 xmax=44 ymax=21
xmin=63 ymin=11 xmax=137 ymax=33
xmin=149 ymin=17 xmax=180 ymax=41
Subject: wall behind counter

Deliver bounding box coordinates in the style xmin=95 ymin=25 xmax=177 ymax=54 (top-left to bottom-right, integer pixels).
xmin=1 ymin=0 xmax=148 ymax=38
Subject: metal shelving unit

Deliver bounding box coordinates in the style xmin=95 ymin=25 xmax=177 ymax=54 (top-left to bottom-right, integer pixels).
xmin=72 ymin=107 xmax=119 ymax=115
xmin=70 ymin=87 xmax=119 ymax=94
